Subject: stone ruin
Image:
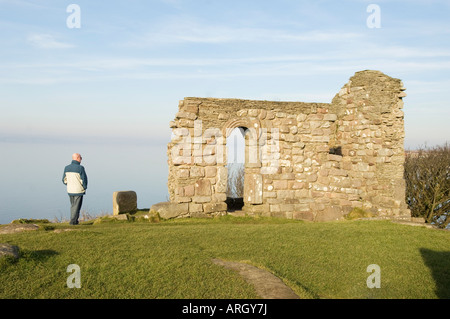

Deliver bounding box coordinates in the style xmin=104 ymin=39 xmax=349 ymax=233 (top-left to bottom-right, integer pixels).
xmin=152 ymin=70 xmax=411 ymax=221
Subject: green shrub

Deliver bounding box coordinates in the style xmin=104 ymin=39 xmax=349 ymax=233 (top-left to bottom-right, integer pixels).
xmin=345 ymin=207 xmax=373 ymax=220
xmin=92 ymin=216 xmax=128 ymax=224
xmin=11 ymin=218 xmax=50 ymax=224
xmin=42 ymin=225 xmax=56 ymax=231
xmin=130 ymin=210 xmax=161 ymax=223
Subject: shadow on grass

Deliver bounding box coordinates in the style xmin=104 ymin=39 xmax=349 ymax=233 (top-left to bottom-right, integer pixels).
xmin=22 ymin=249 xmax=59 ymax=262
xmin=420 ymin=248 xmax=450 ymax=299
xmin=1 ymin=249 xmax=59 ymax=269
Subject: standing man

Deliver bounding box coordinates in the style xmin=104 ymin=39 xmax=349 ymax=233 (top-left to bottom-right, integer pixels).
xmin=62 ymin=153 xmax=88 ymax=225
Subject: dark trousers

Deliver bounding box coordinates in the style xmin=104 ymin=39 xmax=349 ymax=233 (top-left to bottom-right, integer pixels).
xmin=69 ymin=195 xmax=83 ymax=225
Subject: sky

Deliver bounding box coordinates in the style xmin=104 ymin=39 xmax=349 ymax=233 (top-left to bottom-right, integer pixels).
xmin=1 ymin=0 xmax=449 ymax=147
xmin=0 ymin=0 xmax=449 ymax=222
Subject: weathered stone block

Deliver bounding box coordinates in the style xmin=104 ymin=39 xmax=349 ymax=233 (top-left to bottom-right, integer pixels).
xmin=192 ymin=196 xmax=211 ymax=203
xmin=273 ymin=180 xmax=288 ymax=189
xmin=211 ymin=192 xmax=225 ymax=202
xmin=315 ymin=206 xmax=343 ymax=222
xmin=277 ymin=190 xmax=295 ymax=200
xmin=244 ymin=174 xmax=263 ymax=204
xmin=263 ymin=191 xmax=277 ymax=198
xmin=295 ymin=203 xmax=310 ymax=211
xmin=190 ymin=167 xmax=205 ymax=177
xmin=356 ymin=162 xmax=369 ymax=172
xmin=205 ymin=166 xmax=217 ymax=178
xmin=280 ymin=203 xmax=295 ymax=211
xmin=203 ymin=202 xmax=227 ymax=213
xmin=311 ymin=191 xmax=324 ymax=198
xmin=324 ymin=114 xmax=337 ymax=121
xmin=292 ymin=181 xmax=306 ymax=189
xmin=195 ymin=179 xmax=212 ymax=196
xmin=293 ymin=211 xmax=314 ymax=221
xmin=181 ymin=102 xmax=199 ymax=114
xmin=270 ymin=204 xmax=280 ymax=212
xmin=178 ymin=119 xmax=195 ymax=128
xmin=184 ymin=184 xmax=195 ymax=197
xmin=237 ymin=109 xmax=247 ymax=117
xmin=295 ymin=189 xmax=309 ymax=197
xmin=189 ymin=203 xmax=203 ymax=213
xmin=150 ymin=202 xmax=188 ymax=219
xmin=176 ymin=111 xmax=197 ymax=120
xmin=176 ymin=186 xmax=184 ymax=196
xmin=176 ymin=196 xmax=191 ymax=203
xmin=248 ymin=109 xmax=259 ymax=117
xmin=178 ymin=168 xmax=190 ymax=178
xmin=329 ymin=168 xmax=348 ymax=176
xmin=215 ymin=166 xmax=227 ymax=193
xmin=377 ymin=148 xmax=394 ymax=157
xmin=218 ymin=113 xmax=229 ymax=120
xmin=113 ymin=191 xmax=137 ymax=215
xmin=279 ymin=173 xmax=296 ymax=180
xmin=327 ymin=154 xmax=343 ymax=162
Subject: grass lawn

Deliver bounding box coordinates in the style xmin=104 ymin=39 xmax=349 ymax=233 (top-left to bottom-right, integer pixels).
xmin=0 ymin=216 xmax=449 ymax=299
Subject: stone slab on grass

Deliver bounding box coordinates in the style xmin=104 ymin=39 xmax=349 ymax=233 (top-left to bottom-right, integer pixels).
xmin=0 ymin=243 xmax=20 ymax=260
xmin=0 ymin=224 xmax=39 ymax=235
xmin=150 ymin=202 xmax=188 ymax=220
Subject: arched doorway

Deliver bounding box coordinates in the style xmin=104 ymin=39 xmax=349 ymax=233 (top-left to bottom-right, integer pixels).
xmin=223 ymin=116 xmax=263 ymax=213
xmin=226 ymin=127 xmax=246 ymax=211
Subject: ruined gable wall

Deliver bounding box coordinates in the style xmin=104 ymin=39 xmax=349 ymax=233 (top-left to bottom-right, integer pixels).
xmin=163 ymin=70 xmax=410 ymax=221
xmin=331 ymin=70 xmax=409 ymax=217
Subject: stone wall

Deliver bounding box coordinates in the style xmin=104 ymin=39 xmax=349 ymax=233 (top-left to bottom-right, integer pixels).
xmin=160 ymin=70 xmax=411 ymax=221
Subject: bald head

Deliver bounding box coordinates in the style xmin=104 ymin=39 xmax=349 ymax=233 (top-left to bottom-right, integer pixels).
xmin=72 ymin=153 xmax=82 ymax=163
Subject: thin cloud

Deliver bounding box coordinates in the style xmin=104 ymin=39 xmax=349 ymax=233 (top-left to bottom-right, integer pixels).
xmin=160 ymin=0 xmax=183 ymax=9
xmin=3 ymin=55 xmax=450 ymax=85
xmin=27 ymin=33 xmax=75 ymax=49
xmin=2 ymin=44 xmax=450 ymax=71
xmin=126 ymin=18 xmax=363 ymax=46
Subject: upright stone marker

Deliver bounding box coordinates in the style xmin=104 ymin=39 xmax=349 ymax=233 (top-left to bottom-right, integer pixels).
xmin=113 ymin=191 xmax=137 ymax=215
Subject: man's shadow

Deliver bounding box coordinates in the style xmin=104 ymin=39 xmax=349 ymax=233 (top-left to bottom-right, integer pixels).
xmin=420 ymin=248 xmax=450 ymax=298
